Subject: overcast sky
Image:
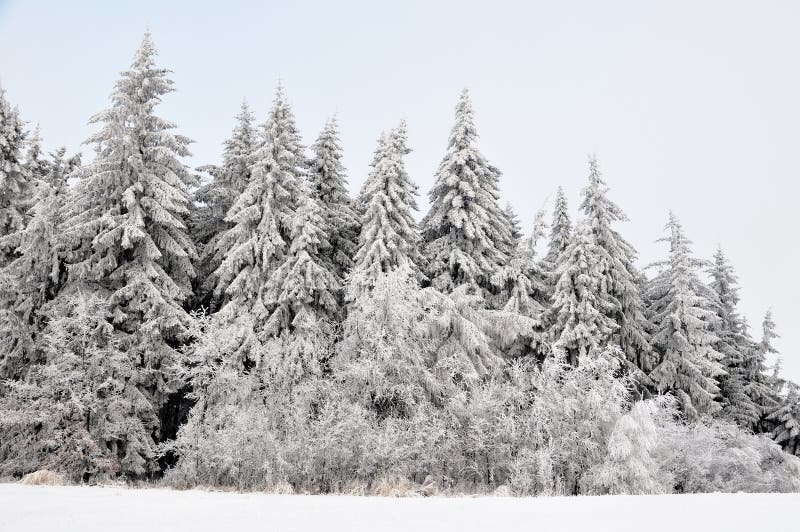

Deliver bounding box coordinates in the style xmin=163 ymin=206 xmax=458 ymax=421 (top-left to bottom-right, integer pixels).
xmin=1 ymin=0 xmax=798 ymax=381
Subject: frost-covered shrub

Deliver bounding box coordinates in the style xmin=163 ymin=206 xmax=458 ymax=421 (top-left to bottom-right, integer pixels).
xmin=653 ymin=414 xmax=800 ymax=493
xmin=512 ymin=347 xmax=632 ymax=495
xmin=581 ymin=399 xmax=672 ymax=495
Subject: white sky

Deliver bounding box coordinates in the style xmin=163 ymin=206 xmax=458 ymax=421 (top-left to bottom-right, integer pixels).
xmin=1 ymin=0 xmax=797 ymax=382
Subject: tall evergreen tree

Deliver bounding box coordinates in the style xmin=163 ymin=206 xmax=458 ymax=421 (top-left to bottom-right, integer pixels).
xmin=0 ymin=86 xmax=32 ymax=266
xmin=759 ymin=311 xmax=799 ymax=451
xmin=308 ymin=116 xmax=359 ymax=280
xmin=646 ymin=213 xmax=725 ymax=420
xmin=547 ymin=221 xmax=618 ymax=365
xmin=495 ymin=209 xmax=548 ymax=316
xmin=211 ymin=83 xmax=306 ymax=360
xmin=544 ymin=186 xmax=572 ymax=267
xmin=192 ymin=99 xmax=257 ymax=306
xmin=0 ymin=291 xmax=159 ymax=480
xmin=23 ymin=124 xmax=50 ymax=184
xmin=351 ymin=122 xmax=423 ymax=295
xmin=354 ymin=131 xmax=387 ymax=218
xmin=760 ymin=310 xmax=781 ymax=389
xmin=503 ymin=202 xmax=523 ymax=248
xmin=264 ymin=191 xmax=341 ymax=344
xmin=59 ymin=32 xmax=197 ymax=423
xmin=709 ymin=248 xmax=776 ymax=429
xmin=421 ymin=89 xmax=510 ymax=294
xmin=0 ymin=149 xmax=77 ymax=378
xmin=492 ymin=209 xmax=549 ymax=358
xmin=580 ymin=157 xmax=651 ymax=374
xmin=769 ymin=381 xmax=800 ymax=456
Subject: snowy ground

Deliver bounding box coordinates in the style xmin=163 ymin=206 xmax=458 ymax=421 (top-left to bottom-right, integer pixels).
xmin=1 ymin=484 xmax=798 ymax=532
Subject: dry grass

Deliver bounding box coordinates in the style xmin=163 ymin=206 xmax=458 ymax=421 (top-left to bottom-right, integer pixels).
xmin=370 ymin=476 xmax=425 ymax=497
xmin=20 ymin=470 xmax=65 ymax=486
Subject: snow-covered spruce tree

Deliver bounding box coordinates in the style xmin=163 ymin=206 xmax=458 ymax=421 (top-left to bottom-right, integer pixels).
xmin=191 ymin=99 xmax=257 ymax=307
xmin=421 ymin=89 xmax=510 ymax=294
xmin=490 ymin=209 xmax=549 ymax=359
xmin=23 ymin=125 xmax=50 ymax=184
xmin=0 ymin=148 xmax=78 ymax=378
xmin=309 ymin=116 xmax=360 ymax=281
xmin=769 ymin=381 xmax=800 ymax=456
xmin=580 ymin=157 xmax=651 ymax=374
xmin=0 ymin=86 xmax=33 ymax=267
xmin=0 ymin=291 xmax=158 ymax=481
xmin=211 ymin=83 xmax=306 ymax=365
xmin=742 ymin=313 xmax=782 ymax=430
xmin=709 ymin=248 xmax=776 ymax=429
xmin=646 ymin=213 xmax=725 ymax=420
xmin=760 ymin=310 xmax=785 ymax=402
xmin=760 ymin=312 xmax=800 ymax=455
xmin=58 ymin=32 xmax=196 ymax=450
xmin=350 ymin=122 xmax=423 ymax=296
xmin=543 ymin=186 xmax=572 ymax=276
xmin=546 ymin=221 xmax=618 ymax=365
xmin=503 ymin=202 xmax=523 ymax=248
xmin=353 ymin=131 xmax=387 ymax=219
xmin=261 ymin=192 xmax=340 ymax=385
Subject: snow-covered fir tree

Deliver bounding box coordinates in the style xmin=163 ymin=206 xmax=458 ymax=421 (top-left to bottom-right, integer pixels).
xmin=760 ymin=312 xmax=800 ymax=454
xmin=491 ymin=209 xmax=549 ymax=358
xmin=354 ymin=131 xmax=387 ymax=218
xmin=503 ymin=202 xmax=523 ymax=248
xmin=580 ymin=157 xmax=651 ymax=374
xmin=760 ymin=310 xmax=782 ymax=393
xmin=546 ymin=221 xmax=618 ymax=365
xmin=709 ymin=248 xmax=776 ymax=429
xmin=646 ymin=213 xmax=725 ymax=420
xmin=421 ymin=89 xmax=510 ymax=294
xmin=0 ymin=148 xmax=78 ymax=378
xmin=211 ymin=83 xmax=306 ymax=364
xmin=308 ymin=116 xmax=360 ymax=281
xmin=544 ymin=186 xmax=572 ymax=269
xmin=23 ymin=125 xmax=50 ymax=184
xmin=0 ymin=291 xmax=158 ymax=480
xmin=58 ymin=32 xmax=196 ymax=440
xmin=351 ymin=122 xmax=423 ymax=296
xmin=495 ymin=210 xmax=548 ymax=316
xmin=261 ymin=192 xmax=340 ymax=384
xmin=0 ymin=86 xmax=33 ymax=267
xmin=192 ymin=99 xmax=257 ymax=306
xmin=769 ymin=381 xmax=800 ymax=456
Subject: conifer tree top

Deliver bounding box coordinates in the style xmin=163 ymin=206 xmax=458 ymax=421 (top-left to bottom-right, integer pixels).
xmin=422 ymin=88 xmax=510 ymax=292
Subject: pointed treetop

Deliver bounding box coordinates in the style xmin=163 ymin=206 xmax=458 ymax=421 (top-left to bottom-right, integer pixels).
xmin=545 ymin=185 xmax=573 ymax=265
xmin=390 ymin=119 xmax=411 ymax=155
xmin=663 ymin=210 xmax=692 ymax=256
xmin=238 ymin=96 xmax=251 ymax=115
xmin=709 ymin=245 xmax=741 ymax=324
xmin=449 ymin=88 xmax=478 ymax=148
xmin=133 ymin=29 xmax=158 ymax=70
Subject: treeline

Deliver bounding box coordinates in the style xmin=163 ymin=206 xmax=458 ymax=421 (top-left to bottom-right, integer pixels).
xmin=0 ymin=33 xmax=799 ymax=495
